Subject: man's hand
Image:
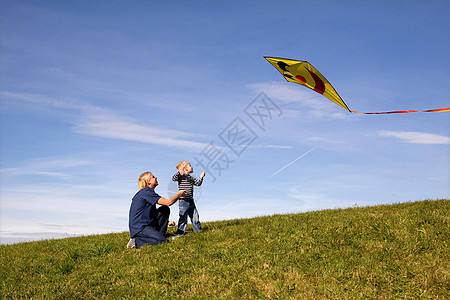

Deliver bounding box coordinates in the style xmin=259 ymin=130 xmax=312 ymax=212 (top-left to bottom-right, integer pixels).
xmin=158 ymin=190 xmax=186 ymax=206
xmin=168 ymin=221 xmax=176 ymax=226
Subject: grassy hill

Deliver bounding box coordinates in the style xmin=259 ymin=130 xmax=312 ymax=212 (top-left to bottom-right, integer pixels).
xmin=1 ymin=199 xmax=449 ymax=299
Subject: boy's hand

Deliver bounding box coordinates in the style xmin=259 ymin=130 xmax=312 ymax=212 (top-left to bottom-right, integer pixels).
xmin=200 ymin=172 xmax=206 ymax=179
xmin=168 ymin=221 xmax=176 ymax=226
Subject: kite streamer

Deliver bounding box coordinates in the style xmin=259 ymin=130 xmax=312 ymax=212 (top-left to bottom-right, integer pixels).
xmin=264 ymin=56 xmax=449 ymax=115
xmin=349 ymin=108 xmax=450 ymax=114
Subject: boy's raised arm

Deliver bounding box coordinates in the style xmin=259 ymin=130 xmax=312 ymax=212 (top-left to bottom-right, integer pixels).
xmin=193 ymin=172 xmax=205 ymax=186
xmin=172 ymin=171 xmax=180 ymax=181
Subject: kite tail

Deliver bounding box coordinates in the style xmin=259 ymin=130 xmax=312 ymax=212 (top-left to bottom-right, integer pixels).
xmin=350 ymin=107 xmax=450 ymax=114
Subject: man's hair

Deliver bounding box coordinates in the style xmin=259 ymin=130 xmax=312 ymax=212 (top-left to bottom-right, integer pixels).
xmin=138 ymin=172 xmax=152 ymax=190
xmin=176 ymin=161 xmax=190 ymax=172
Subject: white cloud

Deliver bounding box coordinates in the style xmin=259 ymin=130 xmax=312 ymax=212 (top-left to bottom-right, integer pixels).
xmin=0 ymin=181 xmax=130 ymax=244
xmin=248 ymin=144 xmax=294 ymax=149
xmin=2 ymin=91 xmax=89 ymax=111
xmin=378 ymin=130 xmax=450 ymax=145
xmin=3 ymin=91 xmax=211 ymax=152
xmin=75 ymin=117 xmax=209 ymax=152
xmin=307 ymin=136 xmax=346 ymax=145
xmin=1 ymin=157 xmax=94 ymax=180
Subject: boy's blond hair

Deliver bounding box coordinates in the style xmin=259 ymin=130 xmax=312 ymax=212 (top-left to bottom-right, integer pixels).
xmin=138 ymin=172 xmax=152 ymax=190
xmin=176 ymin=161 xmax=190 ymax=172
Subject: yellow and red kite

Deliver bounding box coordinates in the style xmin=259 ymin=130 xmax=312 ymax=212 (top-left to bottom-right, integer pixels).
xmin=264 ymin=56 xmax=450 ymax=114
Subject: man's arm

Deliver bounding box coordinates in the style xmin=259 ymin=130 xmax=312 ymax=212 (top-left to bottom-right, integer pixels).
xmin=157 ymin=190 xmax=186 ymax=206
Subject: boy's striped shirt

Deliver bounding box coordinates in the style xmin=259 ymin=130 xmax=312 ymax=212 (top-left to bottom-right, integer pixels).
xmin=172 ymin=172 xmax=203 ymax=200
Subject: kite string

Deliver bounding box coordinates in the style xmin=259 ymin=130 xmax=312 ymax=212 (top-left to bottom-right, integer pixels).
xmin=277 ymin=94 xmax=323 ymax=108
xmin=265 ymin=71 xmax=277 ymax=94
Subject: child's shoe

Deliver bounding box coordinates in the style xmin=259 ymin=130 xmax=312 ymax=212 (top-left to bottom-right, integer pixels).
xmin=127 ymin=238 xmax=135 ymax=248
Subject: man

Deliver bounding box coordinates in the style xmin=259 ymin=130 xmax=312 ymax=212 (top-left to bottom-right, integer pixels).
xmin=128 ymin=171 xmax=185 ymax=248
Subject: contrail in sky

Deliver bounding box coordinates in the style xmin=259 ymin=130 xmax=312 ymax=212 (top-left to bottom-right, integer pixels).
xmin=270 ymin=146 xmax=318 ymax=177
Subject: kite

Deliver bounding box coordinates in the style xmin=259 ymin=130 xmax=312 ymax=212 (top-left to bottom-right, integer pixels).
xmin=264 ymin=56 xmax=450 ymax=114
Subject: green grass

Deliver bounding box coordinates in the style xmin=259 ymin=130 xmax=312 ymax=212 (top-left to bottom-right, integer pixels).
xmin=1 ymin=199 xmax=449 ymax=299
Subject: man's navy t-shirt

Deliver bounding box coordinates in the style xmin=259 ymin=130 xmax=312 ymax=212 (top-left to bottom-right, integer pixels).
xmin=129 ymin=187 xmax=161 ymax=238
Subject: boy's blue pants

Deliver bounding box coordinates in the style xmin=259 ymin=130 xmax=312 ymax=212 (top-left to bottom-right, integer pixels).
xmin=134 ymin=205 xmax=170 ymax=248
xmin=176 ymin=199 xmax=202 ymax=234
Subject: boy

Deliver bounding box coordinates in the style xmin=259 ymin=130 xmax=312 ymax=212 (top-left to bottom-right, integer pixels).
xmin=172 ymin=161 xmax=205 ymax=235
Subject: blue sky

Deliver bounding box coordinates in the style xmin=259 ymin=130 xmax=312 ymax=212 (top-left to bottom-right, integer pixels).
xmin=1 ymin=0 xmax=449 ymax=244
